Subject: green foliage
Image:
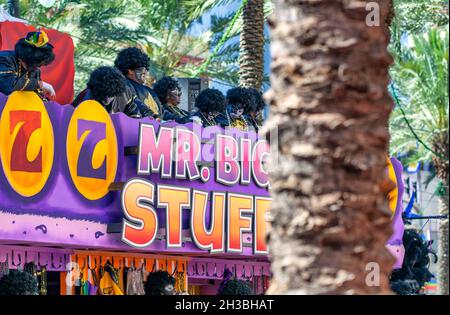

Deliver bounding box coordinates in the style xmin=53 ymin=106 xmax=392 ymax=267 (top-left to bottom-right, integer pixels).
xmin=389 ymin=28 xmax=449 ymax=163
xmin=391 ymin=0 xmax=448 ymax=33
xmin=0 ymin=270 xmax=39 ymax=295
xmin=17 ymin=0 xmax=265 ymax=94
xmin=389 ymin=0 xmax=449 ymax=169
xmin=20 ymin=0 xmax=157 ymax=92
xmin=181 ymin=0 xmax=272 ymax=86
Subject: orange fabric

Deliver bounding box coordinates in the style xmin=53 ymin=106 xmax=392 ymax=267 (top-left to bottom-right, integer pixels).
xmin=158 ymin=259 xmax=167 ymax=271
xmin=145 ymin=258 xmax=155 ymax=273
xmin=113 ymin=257 xmax=120 ymax=269
xmin=60 ymin=272 xmax=66 ymax=296
xmin=0 ymin=21 xmax=75 ymax=104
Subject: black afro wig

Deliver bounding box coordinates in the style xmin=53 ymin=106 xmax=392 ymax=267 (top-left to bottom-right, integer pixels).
xmin=144 ymin=271 xmax=175 ymax=295
xmin=153 ymin=76 xmax=180 ymax=105
xmin=247 ymin=88 xmax=266 ymax=113
xmin=389 ymin=229 xmax=436 ymax=294
xmin=87 ymin=66 xmax=126 ymax=103
xmin=195 ymin=88 xmax=226 ymax=113
xmin=217 ymin=279 xmax=253 ymax=296
xmin=15 ymin=41 xmax=55 ymax=69
xmin=114 ymin=47 xmax=150 ymax=76
xmin=226 ymin=87 xmax=254 ymax=113
xmin=0 ymin=270 xmax=39 ymax=295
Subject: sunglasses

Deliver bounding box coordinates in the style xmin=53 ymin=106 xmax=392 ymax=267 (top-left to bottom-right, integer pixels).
xmin=169 ymin=90 xmax=182 ymax=97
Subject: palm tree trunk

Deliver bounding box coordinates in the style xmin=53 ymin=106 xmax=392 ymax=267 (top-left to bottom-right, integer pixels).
xmin=265 ymin=0 xmax=395 ymax=294
xmin=239 ymin=0 xmax=264 ymax=89
xmin=438 ymin=192 xmax=449 ymax=295
xmin=433 ymin=132 xmax=449 ymax=295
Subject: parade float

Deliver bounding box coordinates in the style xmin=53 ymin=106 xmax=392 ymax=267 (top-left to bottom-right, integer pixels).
xmin=0 ymin=89 xmax=272 ymax=295
xmin=0 ymin=21 xmax=270 ymax=295
xmin=0 ymin=20 xmax=405 ymax=296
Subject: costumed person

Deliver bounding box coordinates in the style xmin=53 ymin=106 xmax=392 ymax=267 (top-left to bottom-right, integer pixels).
xmin=144 ymin=271 xmax=175 ymax=295
xmin=188 ymin=88 xmax=227 ymax=127
xmin=390 ymin=229 xmax=437 ymax=295
xmin=217 ymin=269 xmax=253 ymax=295
xmin=385 ymin=157 xmax=406 ymax=270
xmin=72 ymin=66 xmax=142 ymax=118
xmin=246 ymin=88 xmax=266 ymax=133
xmin=153 ymin=76 xmax=189 ymax=123
xmin=222 ymin=87 xmax=253 ymax=131
xmin=114 ymin=47 xmax=162 ymax=118
xmin=0 ymin=30 xmax=56 ymax=99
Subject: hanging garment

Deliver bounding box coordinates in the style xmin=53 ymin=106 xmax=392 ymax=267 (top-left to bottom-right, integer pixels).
xmin=188 ymin=285 xmax=201 ymax=295
xmin=80 ymin=280 xmax=97 ymax=296
xmin=99 ymin=271 xmax=123 ymax=295
xmin=89 ymin=282 xmax=98 ymax=295
xmin=0 ymin=259 xmax=9 ymax=279
xmin=99 ymin=262 xmax=123 ymax=295
xmin=126 ymin=267 xmax=146 ymax=295
xmin=174 ymin=272 xmax=186 ymax=294
xmin=89 ymin=267 xmax=101 ymax=295
xmin=117 ymin=267 xmax=125 ymax=294
xmin=37 ymin=266 xmax=47 ymax=295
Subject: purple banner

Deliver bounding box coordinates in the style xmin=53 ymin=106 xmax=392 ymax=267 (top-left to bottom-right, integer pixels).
xmin=0 ymin=92 xmax=269 ymax=258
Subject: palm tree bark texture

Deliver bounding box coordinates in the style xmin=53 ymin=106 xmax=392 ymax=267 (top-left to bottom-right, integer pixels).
xmin=265 ymin=0 xmax=395 ymax=294
xmin=239 ymin=0 xmax=265 ymax=89
xmin=433 ymin=132 xmax=449 ymax=295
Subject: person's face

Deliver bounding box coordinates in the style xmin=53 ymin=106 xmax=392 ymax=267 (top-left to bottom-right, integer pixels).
xmin=20 ymin=59 xmax=46 ymax=71
xmin=167 ymin=89 xmax=181 ymax=106
xmin=128 ymin=67 xmax=148 ymax=84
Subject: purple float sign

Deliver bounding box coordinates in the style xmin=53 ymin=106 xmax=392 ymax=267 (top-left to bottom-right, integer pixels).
xmin=0 ymin=93 xmax=270 ymax=257
xmin=386 ymin=157 xmax=405 ymax=269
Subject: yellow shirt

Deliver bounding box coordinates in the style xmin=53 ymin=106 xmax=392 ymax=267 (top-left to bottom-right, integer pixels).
xmin=99 ymin=269 xmax=124 ymax=295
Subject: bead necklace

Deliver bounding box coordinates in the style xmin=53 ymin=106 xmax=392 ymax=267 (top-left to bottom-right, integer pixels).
xmin=199 ymin=112 xmax=216 ymax=127
xmin=168 ymin=105 xmax=187 ymax=118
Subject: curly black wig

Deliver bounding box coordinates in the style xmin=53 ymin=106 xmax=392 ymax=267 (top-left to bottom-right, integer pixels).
xmin=114 ymin=47 xmax=150 ymax=76
xmin=144 ymin=271 xmax=176 ymax=295
xmin=87 ymin=66 xmax=126 ymax=103
xmin=389 ymin=229 xmax=436 ymax=295
xmin=217 ymin=279 xmax=253 ymax=296
xmin=195 ymin=88 xmax=226 ymax=113
xmin=0 ymin=270 xmax=39 ymax=295
xmin=247 ymin=88 xmax=266 ymax=113
xmin=15 ymin=41 xmax=55 ymax=69
xmin=390 ymin=279 xmax=420 ymax=295
xmin=226 ymin=87 xmax=254 ymax=113
xmin=152 ymin=76 xmax=180 ymax=105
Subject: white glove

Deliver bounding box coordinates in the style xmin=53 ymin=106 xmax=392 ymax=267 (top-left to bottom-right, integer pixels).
xmin=42 ymin=81 xmax=56 ymax=97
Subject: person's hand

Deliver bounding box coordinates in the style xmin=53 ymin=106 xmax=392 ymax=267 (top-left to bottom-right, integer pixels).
xmin=42 ymin=81 xmax=56 ymax=98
